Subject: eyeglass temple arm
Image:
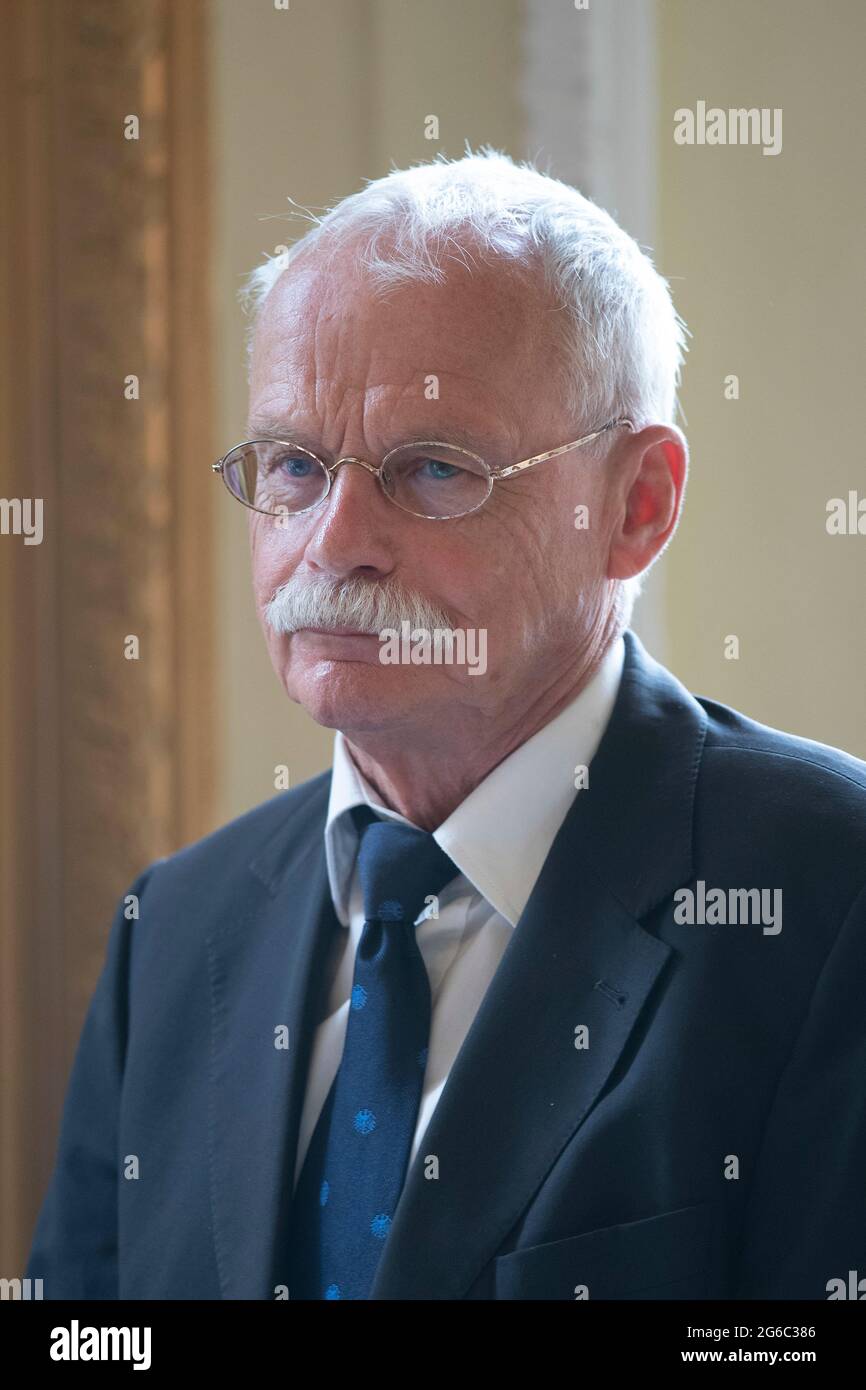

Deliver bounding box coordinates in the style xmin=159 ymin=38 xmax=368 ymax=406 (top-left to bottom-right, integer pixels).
xmin=210 ymin=419 xmax=635 ymax=479
xmin=495 ymin=417 xmax=635 ymax=479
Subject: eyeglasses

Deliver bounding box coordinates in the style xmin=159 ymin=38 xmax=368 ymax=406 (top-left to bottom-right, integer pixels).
xmin=212 ymin=416 xmax=635 ymax=521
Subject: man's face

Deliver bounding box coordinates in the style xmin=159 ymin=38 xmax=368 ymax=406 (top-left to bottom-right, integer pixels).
xmin=246 ymin=244 xmax=619 ymax=738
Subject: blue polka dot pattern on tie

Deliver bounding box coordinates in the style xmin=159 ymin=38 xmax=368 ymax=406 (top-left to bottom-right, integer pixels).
xmin=378 ymin=898 xmax=403 ymax=922
xmin=284 ymin=806 xmax=459 ymax=1299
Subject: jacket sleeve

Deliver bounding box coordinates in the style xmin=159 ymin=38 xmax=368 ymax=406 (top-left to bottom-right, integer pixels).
xmin=25 ymin=865 xmax=155 ymax=1299
xmin=732 ymin=878 xmax=866 ymax=1298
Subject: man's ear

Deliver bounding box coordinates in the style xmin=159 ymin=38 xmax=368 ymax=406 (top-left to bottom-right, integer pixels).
xmin=607 ymin=426 xmax=688 ymax=581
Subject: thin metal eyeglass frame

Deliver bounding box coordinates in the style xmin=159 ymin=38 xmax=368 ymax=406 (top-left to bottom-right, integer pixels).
xmin=211 ymin=415 xmax=636 ymax=521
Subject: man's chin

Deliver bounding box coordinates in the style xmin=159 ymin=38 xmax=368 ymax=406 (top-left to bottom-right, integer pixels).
xmin=283 ymin=660 xmax=428 ymax=733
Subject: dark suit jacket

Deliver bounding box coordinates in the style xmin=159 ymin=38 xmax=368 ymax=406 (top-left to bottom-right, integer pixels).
xmin=26 ymin=629 xmax=866 ymax=1299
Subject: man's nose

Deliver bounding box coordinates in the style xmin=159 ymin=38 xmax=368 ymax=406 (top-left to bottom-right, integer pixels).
xmin=327 ymin=456 xmax=389 ymax=513
xmin=303 ymin=458 xmax=397 ymax=572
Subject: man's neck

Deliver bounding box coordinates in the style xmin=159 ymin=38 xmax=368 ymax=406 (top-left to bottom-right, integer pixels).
xmin=343 ymin=628 xmax=620 ymax=830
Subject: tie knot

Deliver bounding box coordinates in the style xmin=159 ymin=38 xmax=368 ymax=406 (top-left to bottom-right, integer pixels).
xmin=352 ymin=806 xmax=458 ymax=929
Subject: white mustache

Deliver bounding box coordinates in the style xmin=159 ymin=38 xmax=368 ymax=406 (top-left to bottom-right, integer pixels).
xmin=264 ymin=574 xmax=454 ymax=636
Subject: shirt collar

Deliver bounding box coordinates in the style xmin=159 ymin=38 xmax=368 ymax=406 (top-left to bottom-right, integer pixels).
xmin=324 ymin=634 xmax=625 ymax=928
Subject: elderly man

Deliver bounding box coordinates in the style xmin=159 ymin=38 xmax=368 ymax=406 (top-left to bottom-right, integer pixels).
xmin=27 ymin=151 xmax=866 ymax=1301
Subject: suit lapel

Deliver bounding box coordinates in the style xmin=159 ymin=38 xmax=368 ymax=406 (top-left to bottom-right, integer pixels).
xmin=369 ymin=630 xmax=708 ymax=1297
xmin=206 ymin=774 xmax=337 ymax=1299
xmin=368 ymin=872 xmax=671 ymax=1298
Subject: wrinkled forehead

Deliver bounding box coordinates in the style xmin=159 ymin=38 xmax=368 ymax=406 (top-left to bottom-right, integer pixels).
xmin=249 ymin=240 xmax=564 ymax=414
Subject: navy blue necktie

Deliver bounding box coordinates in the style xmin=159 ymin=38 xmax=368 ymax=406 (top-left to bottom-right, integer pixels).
xmin=287 ymin=805 xmax=459 ymax=1299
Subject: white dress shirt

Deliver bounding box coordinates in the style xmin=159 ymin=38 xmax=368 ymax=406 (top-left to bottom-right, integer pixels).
xmin=292 ymin=635 xmax=626 ymax=1192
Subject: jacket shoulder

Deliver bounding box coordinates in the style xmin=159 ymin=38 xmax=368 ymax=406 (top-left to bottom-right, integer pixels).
xmin=698 ymin=692 xmax=866 ymax=796
xmin=694 ymin=691 xmax=866 ymax=892
xmin=144 ymin=766 xmax=331 ymax=892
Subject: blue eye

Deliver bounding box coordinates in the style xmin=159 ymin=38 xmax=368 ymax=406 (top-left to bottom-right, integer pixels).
xmin=274 ymin=455 xmax=315 ymax=477
xmin=420 ymin=458 xmax=460 ymax=480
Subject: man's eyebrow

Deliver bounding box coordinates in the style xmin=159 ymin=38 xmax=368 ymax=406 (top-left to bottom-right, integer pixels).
xmin=244 ymin=417 xmax=507 ymax=459
xmin=245 ymin=420 xmax=325 ymax=452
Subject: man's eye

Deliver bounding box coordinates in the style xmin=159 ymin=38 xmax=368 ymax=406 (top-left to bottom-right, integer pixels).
xmin=271 ymin=455 xmax=315 ymax=477
xmin=418 ymin=458 xmax=460 ymax=480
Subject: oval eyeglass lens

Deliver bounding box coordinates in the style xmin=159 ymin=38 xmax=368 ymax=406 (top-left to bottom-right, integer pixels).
xmin=382 ymin=444 xmax=491 ymax=518
xmin=225 ymin=442 xmax=329 ymax=513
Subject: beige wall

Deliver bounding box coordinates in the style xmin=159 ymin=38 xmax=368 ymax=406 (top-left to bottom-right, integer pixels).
xmin=210 ymin=0 xmax=865 ymax=824
xmin=659 ymin=0 xmax=866 ymax=756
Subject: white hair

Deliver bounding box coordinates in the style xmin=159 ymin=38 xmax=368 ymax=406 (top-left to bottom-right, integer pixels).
xmin=238 ymin=145 xmax=690 ymax=624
